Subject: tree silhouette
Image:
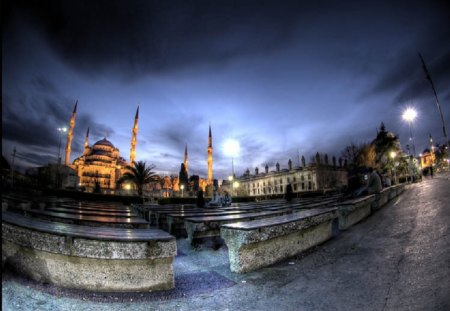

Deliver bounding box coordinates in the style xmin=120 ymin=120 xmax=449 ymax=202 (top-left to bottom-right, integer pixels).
xmin=179 ymin=163 xmax=188 ymax=191
xmin=118 ymin=161 xmax=156 ymax=197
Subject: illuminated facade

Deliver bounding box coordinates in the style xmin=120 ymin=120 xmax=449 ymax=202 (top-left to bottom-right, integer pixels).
xmin=238 ymin=161 xmax=347 ymax=197
xmin=66 ymin=105 xmax=139 ymax=192
xmin=72 ymin=138 xmax=128 ymax=191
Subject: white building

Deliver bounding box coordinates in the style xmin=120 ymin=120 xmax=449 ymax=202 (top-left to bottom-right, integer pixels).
xmin=238 ymin=161 xmax=347 ymax=197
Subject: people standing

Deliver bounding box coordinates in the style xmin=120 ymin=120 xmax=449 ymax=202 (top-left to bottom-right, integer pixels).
xmin=367 ymin=167 xmax=382 ymax=194
xmin=196 ymin=190 xmax=205 ymax=208
xmin=285 ymin=183 xmax=293 ymax=202
xmin=221 ymin=190 xmax=232 ymax=207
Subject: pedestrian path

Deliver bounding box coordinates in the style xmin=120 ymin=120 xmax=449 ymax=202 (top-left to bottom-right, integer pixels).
xmin=2 ymin=173 xmax=449 ymax=311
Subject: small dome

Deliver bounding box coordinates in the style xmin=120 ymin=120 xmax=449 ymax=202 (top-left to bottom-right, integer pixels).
xmin=93 ymin=138 xmax=115 ymax=148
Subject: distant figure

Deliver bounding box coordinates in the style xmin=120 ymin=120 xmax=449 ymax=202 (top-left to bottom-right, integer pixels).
xmin=196 ymin=190 xmax=205 ymax=208
xmin=221 ymin=191 xmax=232 ymax=207
xmin=368 ymin=168 xmax=383 ymax=194
xmin=208 ymin=190 xmax=222 ymax=207
xmin=354 ymin=167 xmax=382 ymax=197
xmin=285 ymin=183 xmax=293 ymax=202
xmin=383 ymin=175 xmax=392 ymax=187
xmin=430 ymin=166 xmax=434 ymax=178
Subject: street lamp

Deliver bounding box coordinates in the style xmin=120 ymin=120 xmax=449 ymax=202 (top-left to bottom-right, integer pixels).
xmin=402 ymin=108 xmax=417 ymax=157
xmin=57 ymin=127 xmax=67 ymax=164
xmin=390 ymin=151 xmax=397 ymax=184
xmin=180 ymin=184 xmax=184 ymax=198
xmin=233 ymin=181 xmax=239 ymax=197
xmin=228 ymin=175 xmax=235 ymax=197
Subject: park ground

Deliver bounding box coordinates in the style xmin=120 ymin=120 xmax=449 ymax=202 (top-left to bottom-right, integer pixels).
xmin=2 ymin=172 xmax=450 ymax=311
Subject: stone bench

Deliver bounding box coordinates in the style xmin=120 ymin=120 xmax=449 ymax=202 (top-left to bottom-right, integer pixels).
xmin=25 ymin=209 xmax=150 ymax=228
xmin=2 ymin=211 xmax=177 ymax=292
xmin=185 ymin=209 xmax=292 ymax=246
xmin=336 ymin=195 xmax=376 ymax=230
xmin=220 ymin=207 xmax=338 ymax=273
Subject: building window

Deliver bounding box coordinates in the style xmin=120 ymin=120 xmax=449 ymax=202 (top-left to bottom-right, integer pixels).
xmin=302 ymin=183 xmax=305 ymax=190
xmin=293 ymin=184 xmax=297 ymax=191
xmin=308 ymin=181 xmax=312 ymax=189
xmin=308 ymin=174 xmax=311 ymax=180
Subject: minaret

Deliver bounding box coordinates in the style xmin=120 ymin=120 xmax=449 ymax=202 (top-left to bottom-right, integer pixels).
xmin=83 ymin=127 xmax=90 ymax=155
xmin=184 ymin=143 xmax=189 ymax=173
xmin=207 ymin=124 xmax=213 ymax=184
xmin=130 ymin=106 xmax=139 ymax=166
xmin=65 ymin=100 xmax=77 ymax=165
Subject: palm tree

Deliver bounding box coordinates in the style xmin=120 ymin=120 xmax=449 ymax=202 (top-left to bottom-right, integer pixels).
xmin=118 ymin=161 xmax=156 ymax=199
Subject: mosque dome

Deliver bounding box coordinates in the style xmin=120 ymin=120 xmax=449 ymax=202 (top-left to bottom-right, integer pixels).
xmin=93 ymin=138 xmax=115 ymax=148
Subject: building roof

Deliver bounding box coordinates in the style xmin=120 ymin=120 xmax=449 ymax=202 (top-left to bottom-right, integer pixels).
xmin=93 ymin=138 xmax=115 ymax=148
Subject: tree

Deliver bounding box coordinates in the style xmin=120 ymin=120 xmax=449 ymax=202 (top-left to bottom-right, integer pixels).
xmin=118 ymin=161 xmax=156 ymax=198
xmin=179 ymin=163 xmax=188 ymax=191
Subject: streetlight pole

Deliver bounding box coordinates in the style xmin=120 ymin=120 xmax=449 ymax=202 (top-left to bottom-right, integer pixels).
xmin=402 ymin=108 xmax=417 ymax=157
xmin=228 ymin=175 xmax=234 ymax=197
xmin=419 ymin=54 xmax=450 ymax=162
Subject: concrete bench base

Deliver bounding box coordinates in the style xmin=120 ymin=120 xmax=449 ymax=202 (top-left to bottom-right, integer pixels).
xmin=3 ymin=240 xmax=174 ymax=291
xmin=221 ymin=209 xmax=337 ymax=273
xmin=2 ymin=219 xmax=176 ymax=292
xmin=337 ymin=196 xmax=375 ymax=230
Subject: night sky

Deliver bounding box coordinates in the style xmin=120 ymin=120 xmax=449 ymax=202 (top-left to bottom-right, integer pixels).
xmin=2 ymin=0 xmax=450 ymax=179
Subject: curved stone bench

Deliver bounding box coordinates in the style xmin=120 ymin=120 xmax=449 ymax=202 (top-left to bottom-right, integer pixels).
xmin=220 ymin=208 xmax=338 ymax=273
xmin=2 ymin=211 xmax=176 ymax=292
xmin=336 ymin=195 xmax=376 ymax=230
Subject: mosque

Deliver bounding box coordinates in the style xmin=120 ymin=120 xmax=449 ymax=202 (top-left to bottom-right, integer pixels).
xmin=62 ymin=102 xmax=215 ymax=194
xmin=63 ymin=102 xmax=139 ymax=192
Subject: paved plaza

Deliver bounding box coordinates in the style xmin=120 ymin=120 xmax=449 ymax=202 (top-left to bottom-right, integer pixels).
xmin=2 ymin=173 xmax=449 ymax=311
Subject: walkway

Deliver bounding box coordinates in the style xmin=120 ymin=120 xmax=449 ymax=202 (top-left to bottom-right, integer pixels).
xmin=2 ymin=173 xmax=449 ymax=310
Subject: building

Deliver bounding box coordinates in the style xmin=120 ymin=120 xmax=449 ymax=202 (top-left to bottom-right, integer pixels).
xmin=238 ymin=160 xmax=347 ymax=197
xmin=64 ymin=104 xmax=139 ymax=193
xmin=72 ymin=138 xmax=129 ymax=192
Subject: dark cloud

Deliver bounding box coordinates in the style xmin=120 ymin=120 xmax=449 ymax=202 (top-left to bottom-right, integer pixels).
xmin=365 ymin=14 xmax=450 ymax=106
xmin=3 ymin=0 xmax=306 ymax=80
xmin=2 ymin=74 xmax=115 ymax=166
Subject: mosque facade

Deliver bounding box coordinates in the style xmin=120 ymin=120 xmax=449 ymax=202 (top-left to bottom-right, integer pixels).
xmin=64 ymin=102 xmax=139 ymax=193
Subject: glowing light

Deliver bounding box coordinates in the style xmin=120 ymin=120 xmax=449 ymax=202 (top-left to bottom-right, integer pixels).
xmin=390 ymin=151 xmax=397 ymax=159
xmin=124 ymin=184 xmax=131 ymax=190
xmin=223 ymin=139 xmax=240 ymax=157
xmin=402 ymin=108 xmax=417 ymax=123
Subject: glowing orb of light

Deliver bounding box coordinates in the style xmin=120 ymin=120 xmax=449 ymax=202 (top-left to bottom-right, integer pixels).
xmin=223 ymin=139 xmax=240 ymax=157
xmin=402 ymin=107 xmax=417 ymax=122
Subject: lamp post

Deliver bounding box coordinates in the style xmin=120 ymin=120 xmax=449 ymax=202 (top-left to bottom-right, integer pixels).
xmin=402 ymin=108 xmax=417 ymax=157
xmin=233 ymin=181 xmax=239 ymax=197
xmin=228 ymin=175 xmax=234 ymax=197
xmin=180 ymin=184 xmax=184 ymax=198
xmin=390 ymin=151 xmax=397 ymax=184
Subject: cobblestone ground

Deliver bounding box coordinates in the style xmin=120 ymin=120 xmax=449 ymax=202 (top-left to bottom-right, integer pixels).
xmin=2 ymin=172 xmax=450 ymax=311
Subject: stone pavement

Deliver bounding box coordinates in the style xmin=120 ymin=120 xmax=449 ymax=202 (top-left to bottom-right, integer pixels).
xmin=2 ymin=173 xmax=450 ymax=311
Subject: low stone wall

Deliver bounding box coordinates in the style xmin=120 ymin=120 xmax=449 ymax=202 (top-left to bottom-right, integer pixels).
xmin=338 ymin=184 xmax=406 ymax=230
xmin=337 ymin=195 xmax=375 ymax=230
xmin=220 ymin=208 xmax=337 ymax=273
xmin=2 ymin=214 xmax=177 ymax=292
